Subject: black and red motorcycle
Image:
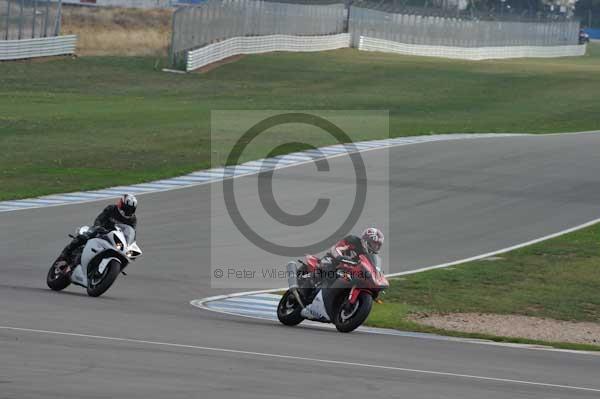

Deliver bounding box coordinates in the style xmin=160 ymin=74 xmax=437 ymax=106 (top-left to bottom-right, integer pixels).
xmin=277 ymin=253 xmax=389 ymax=333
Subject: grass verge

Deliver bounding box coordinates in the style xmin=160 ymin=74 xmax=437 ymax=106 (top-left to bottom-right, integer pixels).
xmin=1 ymin=44 xmax=599 ymax=200
xmin=365 ymin=221 xmax=600 ymax=352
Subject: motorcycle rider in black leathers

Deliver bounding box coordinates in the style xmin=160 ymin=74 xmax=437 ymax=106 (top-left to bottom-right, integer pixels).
xmin=54 ymin=194 xmax=138 ymax=271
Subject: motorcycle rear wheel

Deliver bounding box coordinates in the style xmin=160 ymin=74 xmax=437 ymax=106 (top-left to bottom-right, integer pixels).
xmin=46 ymin=262 xmax=71 ymax=291
xmin=277 ymin=290 xmax=304 ymax=326
xmin=333 ymin=292 xmax=373 ymax=333
xmin=87 ymin=260 xmax=121 ymax=297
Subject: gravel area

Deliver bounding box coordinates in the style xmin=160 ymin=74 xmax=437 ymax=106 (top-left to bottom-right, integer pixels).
xmin=409 ymin=313 xmax=600 ymax=346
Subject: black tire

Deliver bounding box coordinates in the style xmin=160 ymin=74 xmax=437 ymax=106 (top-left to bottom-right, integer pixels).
xmin=46 ymin=263 xmax=71 ymax=291
xmin=86 ymin=259 xmax=121 ymax=297
xmin=277 ymin=290 xmax=304 ymax=326
xmin=333 ymin=292 xmax=373 ymax=333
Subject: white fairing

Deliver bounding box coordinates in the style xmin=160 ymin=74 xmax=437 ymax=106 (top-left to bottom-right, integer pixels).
xmin=70 ymin=265 xmax=87 ymax=287
xmin=98 ymin=258 xmax=120 ymax=274
xmin=69 ymin=224 xmax=142 ymax=288
xmin=301 ymin=290 xmax=330 ymax=321
xmin=80 ymin=237 xmax=114 ymax=267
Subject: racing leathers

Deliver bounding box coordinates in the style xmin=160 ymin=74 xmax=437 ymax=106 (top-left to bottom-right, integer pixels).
xmin=314 ymin=234 xmax=368 ymax=284
xmin=299 ymin=235 xmax=368 ymax=321
xmin=57 ymin=205 xmax=138 ymax=266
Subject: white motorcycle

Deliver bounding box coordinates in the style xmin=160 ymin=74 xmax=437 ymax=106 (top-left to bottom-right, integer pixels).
xmin=47 ymin=224 xmax=142 ymax=297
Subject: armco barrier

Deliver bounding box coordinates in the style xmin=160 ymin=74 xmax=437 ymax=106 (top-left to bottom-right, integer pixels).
xmin=186 ymin=34 xmax=350 ymax=71
xmin=358 ymin=36 xmax=587 ymax=60
xmin=0 ymin=35 xmax=77 ymax=61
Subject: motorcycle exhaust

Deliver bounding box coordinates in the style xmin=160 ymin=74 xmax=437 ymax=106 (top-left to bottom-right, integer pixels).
xmin=286 ymin=261 xmax=305 ymax=308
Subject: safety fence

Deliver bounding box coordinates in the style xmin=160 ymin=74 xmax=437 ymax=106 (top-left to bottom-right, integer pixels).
xmin=0 ymin=33 xmax=76 ymax=59
xmin=186 ymin=33 xmax=349 ymax=70
xmin=60 ymin=0 xmax=176 ymax=8
xmin=172 ymin=1 xmax=582 ymax=69
xmin=358 ymin=36 xmax=586 ymax=60
xmin=171 ymin=0 xmax=345 ymax=66
xmin=0 ymin=0 xmax=62 ymax=40
xmin=349 ymin=6 xmax=580 ymax=48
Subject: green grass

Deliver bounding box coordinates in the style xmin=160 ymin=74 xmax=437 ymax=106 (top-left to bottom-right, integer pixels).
xmin=365 ymin=221 xmax=600 ymax=351
xmin=1 ymin=44 xmax=600 ymax=200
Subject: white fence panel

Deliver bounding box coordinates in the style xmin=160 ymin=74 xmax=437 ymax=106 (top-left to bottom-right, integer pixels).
xmin=358 ymin=36 xmax=586 ymax=60
xmin=59 ymin=0 xmax=174 ymax=8
xmin=186 ymin=33 xmax=350 ymax=71
xmin=0 ymin=35 xmax=77 ymax=60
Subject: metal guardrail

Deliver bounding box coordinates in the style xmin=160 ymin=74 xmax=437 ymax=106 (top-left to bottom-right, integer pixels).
xmin=358 ymin=36 xmax=587 ymax=60
xmin=0 ymin=34 xmax=77 ymax=60
xmin=186 ymin=33 xmax=350 ymax=71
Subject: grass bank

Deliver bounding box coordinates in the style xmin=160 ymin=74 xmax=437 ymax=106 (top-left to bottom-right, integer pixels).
xmin=1 ymin=44 xmax=599 ymax=200
xmin=366 ymin=221 xmax=600 ymax=351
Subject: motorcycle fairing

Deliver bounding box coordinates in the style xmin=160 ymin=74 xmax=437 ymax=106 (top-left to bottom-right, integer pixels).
xmin=301 ymin=290 xmax=330 ymax=321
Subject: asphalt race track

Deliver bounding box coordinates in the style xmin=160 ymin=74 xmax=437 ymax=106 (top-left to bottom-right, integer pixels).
xmin=2 ymin=133 xmax=600 ymax=398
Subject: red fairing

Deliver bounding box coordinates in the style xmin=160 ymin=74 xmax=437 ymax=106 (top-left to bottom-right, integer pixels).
xmin=305 ymin=255 xmax=320 ymax=272
xmin=339 ymin=254 xmax=389 ymax=304
xmin=358 ymin=254 xmax=389 ymax=288
xmin=348 ymin=287 xmax=361 ymax=304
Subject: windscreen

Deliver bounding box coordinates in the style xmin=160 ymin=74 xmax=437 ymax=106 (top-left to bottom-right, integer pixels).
xmin=366 ymin=253 xmax=383 ymax=273
xmin=116 ymin=224 xmax=136 ymax=244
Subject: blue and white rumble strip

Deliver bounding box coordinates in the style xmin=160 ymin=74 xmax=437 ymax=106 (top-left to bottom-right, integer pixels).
xmin=0 ymin=133 xmax=526 ymax=212
xmin=192 ymin=292 xmax=600 ymax=355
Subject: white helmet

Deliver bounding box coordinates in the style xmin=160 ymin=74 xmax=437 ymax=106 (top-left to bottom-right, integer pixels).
xmin=361 ymin=227 xmax=384 ymax=254
xmin=117 ymin=194 xmax=138 ymax=218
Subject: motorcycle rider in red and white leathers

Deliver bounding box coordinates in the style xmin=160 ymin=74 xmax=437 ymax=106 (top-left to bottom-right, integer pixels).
xmin=300 ymin=227 xmax=384 ymax=321
xmin=315 ymin=227 xmax=384 ymax=284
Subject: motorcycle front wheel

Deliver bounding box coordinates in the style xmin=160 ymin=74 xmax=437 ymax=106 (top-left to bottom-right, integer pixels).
xmin=87 ymin=259 xmax=121 ymax=297
xmin=277 ymin=290 xmax=304 ymax=326
xmin=46 ymin=262 xmax=71 ymax=291
xmin=333 ymin=291 xmax=373 ymax=333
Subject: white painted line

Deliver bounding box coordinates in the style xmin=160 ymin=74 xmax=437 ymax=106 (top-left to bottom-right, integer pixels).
xmin=91 ymin=190 xmax=125 ymax=196
xmin=224 ymin=297 xmax=281 ymax=306
xmin=385 ymin=216 xmax=600 ymax=279
xmin=113 ymin=186 xmax=155 ymax=192
xmin=54 ymin=192 xmax=110 ymax=199
xmin=212 ymin=302 xmax=277 ymax=312
xmin=207 ymin=305 xmax=277 ymax=316
xmin=0 ymin=201 xmax=38 ymax=207
xmin=172 ymin=176 xmax=213 ymax=182
xmin=1 ymin=326 xmax=598 ymax=393
xmin=42 ymin=194 xmax=106 ymax=201
xmin=153 ymin=180 xmax=195 ymax=187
